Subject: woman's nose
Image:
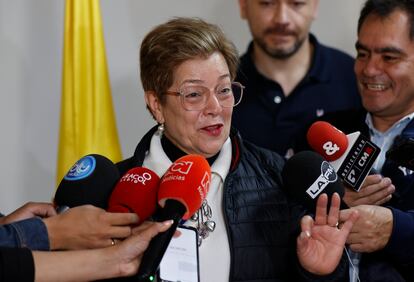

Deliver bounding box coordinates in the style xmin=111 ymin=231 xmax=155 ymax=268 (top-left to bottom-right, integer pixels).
xmin=203 ymin=92 xmax=222 ymax=114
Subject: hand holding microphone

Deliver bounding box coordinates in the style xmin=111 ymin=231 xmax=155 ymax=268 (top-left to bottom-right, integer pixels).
xmin=344 ymin=174 xmax=394 ymax=206
xmin=307 ymin=121 xmax=380 ymax=191
xmin=45 ymin=154 xmax=139 ymax=250
xmin=108 ymin=167 xmax=160 ymax=225
xmin=44 ymin=205 xmax=139 ymax=250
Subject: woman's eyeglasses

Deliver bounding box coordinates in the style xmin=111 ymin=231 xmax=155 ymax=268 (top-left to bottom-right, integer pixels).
xmin=165 ymin=82 xmax=244 ymax=111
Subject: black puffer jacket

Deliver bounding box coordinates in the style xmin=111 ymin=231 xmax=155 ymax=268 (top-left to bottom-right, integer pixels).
xmin=117 ymin=126 xmax=348 ymax=282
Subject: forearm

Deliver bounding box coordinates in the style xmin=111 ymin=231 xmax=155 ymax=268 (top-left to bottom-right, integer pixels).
xmin=33 ymin=248 xmax=124 ymax=282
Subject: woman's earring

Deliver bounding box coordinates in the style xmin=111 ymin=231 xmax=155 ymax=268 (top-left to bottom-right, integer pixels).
xmin=156 ymin=123 xmax=165 ymax=136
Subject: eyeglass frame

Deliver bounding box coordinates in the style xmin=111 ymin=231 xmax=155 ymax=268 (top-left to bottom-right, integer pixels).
xmin=164 ymin=81 xmax=245 ymax=111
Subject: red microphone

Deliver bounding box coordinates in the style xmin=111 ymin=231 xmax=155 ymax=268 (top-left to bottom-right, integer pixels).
xmin=107 ymin=167 xmax=159 ymax=224
xmin=306 ymin=121 xmax=380 ymax=191
xmin=158 ymin=154 xmax=210 ymax=219
xmin=306 ymin=121 xmax=348 ymax=161
xmin=137 ymin=154 xmax=211 ymax=280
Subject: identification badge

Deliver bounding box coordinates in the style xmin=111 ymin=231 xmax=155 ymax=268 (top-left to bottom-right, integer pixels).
xmin=158 ymin=226 xmax=199 ymax=282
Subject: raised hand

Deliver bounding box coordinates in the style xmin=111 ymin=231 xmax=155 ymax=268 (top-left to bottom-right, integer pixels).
xmin=297 ymin=193 xmax=359 ymax=275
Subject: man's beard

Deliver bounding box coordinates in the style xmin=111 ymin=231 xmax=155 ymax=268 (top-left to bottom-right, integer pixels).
xmin=254 ymin=28 xmax=306 ymax=59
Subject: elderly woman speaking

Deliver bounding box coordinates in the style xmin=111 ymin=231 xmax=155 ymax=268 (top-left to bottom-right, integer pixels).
xmin=117 ymin=17 xmax=357 ymax=282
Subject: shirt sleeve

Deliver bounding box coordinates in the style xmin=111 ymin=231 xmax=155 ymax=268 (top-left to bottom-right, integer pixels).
xmin=0 ymin=247 xmax=34 ymax=282
xmin=0 ymin=217 xmax=50 ymax=251
xmin=383 ymin=208 xmax=414 ymax=265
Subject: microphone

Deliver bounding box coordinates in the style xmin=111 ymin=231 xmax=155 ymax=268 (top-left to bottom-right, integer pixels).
xmin=107 ymin=167 xmax=160 ymax=224
xmin=307 ymin=121 xmax=380 ymax=191
xmin=54 ymin=154 xmax=120 ymax=212
xmin=281 ymin=150 xmax=344 ymax=211
xmin=282 ymin=150 xmax=361 ymax=281
xmin=137 ymin=154 xmax=211 ymax=281
xmin=386 ymin=135 xmax=414 ymax=171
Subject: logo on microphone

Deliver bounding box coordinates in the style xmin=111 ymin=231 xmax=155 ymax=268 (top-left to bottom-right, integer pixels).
xmin=170 ymin=161 xmax=193 ymax=175
xmin=120 ymin=172 xmax=152 ymax=185
xmin=322 ymin=141 xmax=340 ymax=156
xmin=196 ymin=171 xmax=210 ymax=201
xmin=64 ymin=155 xmax=96 ymax=181
xmin=306 ymin=161 xmax=337 ymax=199
xmin=339 ymin=138 xmax=380 ymax=191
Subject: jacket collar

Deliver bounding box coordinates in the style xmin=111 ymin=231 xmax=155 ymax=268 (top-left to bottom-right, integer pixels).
xmin=130 ymin=125 xmax=243 ymax=173
xmin=400 ymin=114 xmax=414 ymax=139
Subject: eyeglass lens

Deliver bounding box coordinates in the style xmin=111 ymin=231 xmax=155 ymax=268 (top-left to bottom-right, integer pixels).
xmin=180 ymin=83 xmax=243 ymax=110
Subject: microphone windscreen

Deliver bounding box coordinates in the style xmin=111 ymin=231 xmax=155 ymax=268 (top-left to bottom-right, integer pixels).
xmin=307 ymin=121 xmax=348 ymax=161
xmin=158 ymin=154 xmax=211 ymax=220
xmin=54 ymin=154 xmax=120 ymax=209
xmin=282 ymin=151 xmax=344 ymax=211
xmin=107 ymin=167 xmax=159 ymax=224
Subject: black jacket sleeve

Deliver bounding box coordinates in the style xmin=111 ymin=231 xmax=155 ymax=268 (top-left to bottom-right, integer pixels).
xmin=0 ymin=247 xmax=34 ymax=282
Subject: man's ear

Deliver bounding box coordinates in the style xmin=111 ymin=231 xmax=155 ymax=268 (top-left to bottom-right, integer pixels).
xmin=312 ymin=0 xmax=320 ymax=19
xmin=144 ymin=91 xmax=164 ymax=123
xmin=239 ymin=0 xmax=248 ymax=19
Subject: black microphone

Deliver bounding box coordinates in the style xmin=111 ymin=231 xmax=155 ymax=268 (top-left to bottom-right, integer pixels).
xmin=54 ymin=154 xmax=120 ymax=212
xmin=282 ymin=151 xmax=361 ymax=281
xmin=386 ymin=135 xmax=414 ymax=170
xmin=281 ymin=150 xmax=345 ymax=211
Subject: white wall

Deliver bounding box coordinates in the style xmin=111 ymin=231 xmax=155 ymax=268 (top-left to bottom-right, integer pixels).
xmin=0 ymin=0 xmax=364 ymax=214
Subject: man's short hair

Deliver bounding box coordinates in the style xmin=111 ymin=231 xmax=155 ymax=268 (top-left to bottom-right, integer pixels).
xmin=358 ymin=0 xmax=414 ymax=40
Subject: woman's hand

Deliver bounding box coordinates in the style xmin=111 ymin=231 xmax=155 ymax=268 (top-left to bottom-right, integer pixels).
xmin=296 ymin=193 xmax=359 ymax=275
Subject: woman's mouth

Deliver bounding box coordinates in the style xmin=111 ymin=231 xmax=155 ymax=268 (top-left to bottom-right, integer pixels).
xmin=201 ymin=124 xmax=223 ymax=136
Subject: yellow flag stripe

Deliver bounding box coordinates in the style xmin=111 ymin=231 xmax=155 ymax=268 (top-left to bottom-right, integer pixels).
xmin=57 ymin=0 xmax=122 ymax=185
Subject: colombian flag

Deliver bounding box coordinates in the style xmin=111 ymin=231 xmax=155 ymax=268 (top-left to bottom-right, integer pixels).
xmin=57 ymin=0 xmax=122 ymax=184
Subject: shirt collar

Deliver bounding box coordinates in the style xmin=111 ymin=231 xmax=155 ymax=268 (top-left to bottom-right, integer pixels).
xmin=210 ymin=137 xmax=232 ymax=182
xmin=365 ymin=112 xmax=414 ymax=136
xmin=143 ymin=131 xmax=172 ymax=177
xmin=143 ymin=131 xmax=232 ymax=182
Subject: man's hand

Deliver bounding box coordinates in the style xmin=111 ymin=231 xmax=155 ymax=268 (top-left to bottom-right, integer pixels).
xmin=43 ymin=205 xmax=139 ymax=250
xmin=339 ymin=205 xmax=393 ymax=253
xmin=343 ymin=174 xmax=394 ymax=207
xmin=0 ymin=202 xmax=56 ymax=225
xmin=297 ymin=193 xmax=359 ymax=275
xmin=113 ymin=220 xmax=174 ymax=277
xmin=32 ymin=220 xmax=174 ymax=281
